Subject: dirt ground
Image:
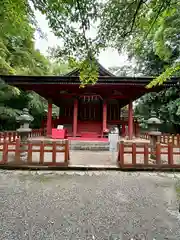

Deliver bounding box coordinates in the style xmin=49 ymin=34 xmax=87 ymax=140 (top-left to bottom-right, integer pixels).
xmin=1 ymin=170 xmax=180 ymax=239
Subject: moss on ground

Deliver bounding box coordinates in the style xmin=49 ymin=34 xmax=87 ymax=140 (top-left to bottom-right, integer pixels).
xmin=175 ymin=180 xmax=180 ymax=199
xmin=17 ymin=172 xmax=63 ymax=182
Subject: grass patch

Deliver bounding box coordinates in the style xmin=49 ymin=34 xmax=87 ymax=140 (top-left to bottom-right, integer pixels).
xmin=18 ymin=172 xmax=62 ymax=183
xmin=175 ymin=180 xmax=180 ymax=199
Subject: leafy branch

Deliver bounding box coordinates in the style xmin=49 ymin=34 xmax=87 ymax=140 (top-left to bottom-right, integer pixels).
xmin=147 ymin=62 xmax=180 ymax=88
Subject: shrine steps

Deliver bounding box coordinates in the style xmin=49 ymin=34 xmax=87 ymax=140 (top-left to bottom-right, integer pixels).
xmin=69 ymin=138 xmax=109 ymax=151
xmin=77 ymin=121 xmax=102 ymax=138
xmin=68 ymin=137 xmax=108 ymax=142
xmin=29 ymin=136 xmax=109 ymax=151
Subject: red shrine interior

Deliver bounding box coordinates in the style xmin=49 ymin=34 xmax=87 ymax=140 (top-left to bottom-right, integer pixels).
xmin=42 ymin=96 xmax=139 ymax=139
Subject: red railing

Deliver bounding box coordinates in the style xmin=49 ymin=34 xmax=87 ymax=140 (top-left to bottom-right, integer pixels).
xmin=160 ymin=134 xmax=180 ymax=146
xmin=0 ymin=129 xmax=43 ymax=143
xmin=140 ymin=132 xmax=180 ymax=146
xmin=0 ymin=138 xmax=70 ymax=166
xmin=140 ymin=132 xmax=149 ymax=140
xmin=117 ymin=141 xmax=180 ymax=169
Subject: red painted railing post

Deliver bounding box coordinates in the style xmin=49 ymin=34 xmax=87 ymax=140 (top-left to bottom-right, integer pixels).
xmin=168 ymin=143 xmax=173 ymax=165
xmin=144 ymin=143 xmax=149 ymax=165
xmin=64 ymin=140 xmax=69 ymax=163
xmin=132 ymin=143 xmax=136 ymax=165
xmin=67 ymin=141 xmax=70 ymax=161
xmin=27 ymin=142 xmax=33 ymax=164
xmin=52 ymin=142 xmax=56 ymax=164
xmin=4 ymin=132 xmax=7 ymax=142
xmin=177 ymin=134 xmax=180 ymax=145
xmin=161 ymin=135 xmax=164 ymax=144
xmin=39 ymin=141 xmax=44 ymax=164
xmin=2 ymin=141 xmax=8 ymax=163
xmin=156 ymin=143 xmax=161 ymax=165
xmin=13 ymin=132 xmax=16 ymax=142
xmin=119 ymin=141 xmax=124 ymax=166
xmin=172 ymin=134 xmax=175 ymax=145
xmin=161 ymin=134 xmax=163 ymax=144
xmin=166 ymin=135 xmax=168 ymax=144
xmin=8 ymin=132 xmax=11 ymax=142
xmin=169 ymin=135 xmax=171 ymax=144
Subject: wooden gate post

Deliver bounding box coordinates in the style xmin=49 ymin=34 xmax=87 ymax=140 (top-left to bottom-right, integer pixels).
xmin=2 ymin=141 xmax=8 ymax=163
xmin=168 ymin=143 xmax=173 ymax=165
xmin=155 ymin=143 xmax=161 ymax=165
xmin=118 ymin=141 xmax=124 ymax=166
xmin=64 ymin=140 xmax=69 ymax=163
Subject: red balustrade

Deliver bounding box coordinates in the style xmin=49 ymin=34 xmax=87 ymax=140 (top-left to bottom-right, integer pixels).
xmin=117 ymin=141 xmax=180 ymax=170
xmin=0 ymin=138 xmax=70 ymax=166
xmin=0 ymin=129 xmax=44 ymax=142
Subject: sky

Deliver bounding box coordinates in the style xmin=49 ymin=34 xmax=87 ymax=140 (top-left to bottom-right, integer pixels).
xmin=34 ymin=10 xmax=129 ymax=69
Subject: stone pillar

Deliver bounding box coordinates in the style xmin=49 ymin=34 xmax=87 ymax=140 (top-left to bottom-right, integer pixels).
xmin=128 ymin=100 xmax=133 ymax=140
xmin=147 ymin=111 xmax=161 ymax=160
xmin=135 ymin=121 xmax=140 ymax=137
xmin=47 ymin=100 xmax=52 ymax=137
xmin=16 ymin=108 xmax=34 ymax=162
xmin=103 ymin=100 xmax=107 ymax=131
xmin=73 ymin=99 xmax=78 ymax=137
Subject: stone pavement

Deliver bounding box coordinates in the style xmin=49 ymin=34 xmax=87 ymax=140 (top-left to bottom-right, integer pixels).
xmin=69 ymin=151 xmax=118 ymax=166
xmin=1 ymin=170 xmax=180 ymax=239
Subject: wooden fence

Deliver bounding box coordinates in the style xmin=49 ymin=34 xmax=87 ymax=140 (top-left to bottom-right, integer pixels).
xmin=0 ymin=138 xmax=70 ymax=167
xmin=117 ymin=141 xmax=180 ymax=169
xmin=1 ymin=129 xmax=180 ymax=170
xmin=140 ymin=132 xmax=180 ymax=146
xmin=0 ymin=129 xmax=43 ymax=143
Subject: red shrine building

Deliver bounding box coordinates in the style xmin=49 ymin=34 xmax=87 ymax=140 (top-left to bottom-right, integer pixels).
xmin=1 ymin=61 xmax=178 ymax=140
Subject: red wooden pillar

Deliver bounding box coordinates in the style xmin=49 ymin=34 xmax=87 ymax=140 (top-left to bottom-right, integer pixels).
xmin=103 ymin=100 xmax=107 ymax=132
xmin=128 ymin=100 xmax=133 ymax=140
xmin=47 ymin=100 xmax=52 ymax=137
xmin=73 ymin=99 xmax=78 ymax=137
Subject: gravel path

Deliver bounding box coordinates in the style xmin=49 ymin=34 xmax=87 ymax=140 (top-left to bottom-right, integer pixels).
xmin=0 ymin=170 xmax=180 ymax=239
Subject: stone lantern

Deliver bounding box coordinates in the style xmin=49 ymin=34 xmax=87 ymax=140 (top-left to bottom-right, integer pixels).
xmin=16 ymin=108 xmax=34 ymax=161
xmin=147 ymin=111 xmax=161 ymax=159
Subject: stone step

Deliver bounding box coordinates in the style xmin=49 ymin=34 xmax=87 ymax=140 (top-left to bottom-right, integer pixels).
xmin=69 ymin=140 xmax=109 ymax=151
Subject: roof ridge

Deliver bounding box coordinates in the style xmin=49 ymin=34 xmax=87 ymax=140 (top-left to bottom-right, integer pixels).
xmin=63 ymin=59 xmax=115 ymax=77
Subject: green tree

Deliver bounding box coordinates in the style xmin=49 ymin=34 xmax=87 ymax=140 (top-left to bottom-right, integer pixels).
xmin=31 ymin=0 xmax=180 ymax=85
xmin=0 ymin=0 xmax=51 ymax=129
xmin=3 ymin=0 xmax=180 ymax=84
xmin=99 ymin=0 xmax=180 ymax=85
xmin=134 ymin=86 xmax=180 ymax=133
